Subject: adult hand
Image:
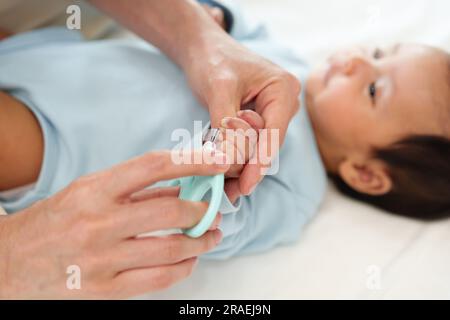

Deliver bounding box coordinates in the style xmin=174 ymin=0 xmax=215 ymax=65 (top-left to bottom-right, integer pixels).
xmin=0 ymin=150 xmax=229 ymax=299
xmin=90 ymin=0 xmax=301 ymax=196
xmin=183 ymin=29 xmax=301 ymax=197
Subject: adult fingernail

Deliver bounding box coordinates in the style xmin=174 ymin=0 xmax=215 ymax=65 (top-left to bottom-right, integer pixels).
xmin=214 ymin=229 xmax=223 ymax=244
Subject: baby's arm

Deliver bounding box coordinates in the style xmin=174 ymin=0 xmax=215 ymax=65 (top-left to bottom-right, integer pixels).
xmin=0 ymin=92 xmax=43 ymax=191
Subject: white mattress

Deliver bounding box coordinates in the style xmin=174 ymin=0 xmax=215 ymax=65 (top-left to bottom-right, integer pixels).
xmin=140 ymin=0 xmax=450 ymax=299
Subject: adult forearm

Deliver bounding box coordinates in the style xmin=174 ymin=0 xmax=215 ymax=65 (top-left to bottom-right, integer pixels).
xmin=90 ymin=0 xmax=225 ymax=69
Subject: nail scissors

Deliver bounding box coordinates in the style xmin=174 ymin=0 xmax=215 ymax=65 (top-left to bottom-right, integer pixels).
xmin=169 ymin=127 xmax=224 ymax=238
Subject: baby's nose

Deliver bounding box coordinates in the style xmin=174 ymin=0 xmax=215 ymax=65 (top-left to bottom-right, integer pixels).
xmin=328 ymin=52 xmax=368 ymax=77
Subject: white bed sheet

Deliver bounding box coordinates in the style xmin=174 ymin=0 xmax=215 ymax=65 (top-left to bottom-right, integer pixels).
xmin=139 ymin=0 xmax=450 ymax=299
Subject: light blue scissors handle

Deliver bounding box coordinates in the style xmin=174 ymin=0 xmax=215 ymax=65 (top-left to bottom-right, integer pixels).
xmin=169 ymin=174 xmax=224 ymax=238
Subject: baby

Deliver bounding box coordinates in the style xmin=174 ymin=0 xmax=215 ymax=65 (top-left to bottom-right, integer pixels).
xmin=0 ymin=1 xmax=448 ymax=259
xmin=307 ymin=44 xmax=450 ymax=219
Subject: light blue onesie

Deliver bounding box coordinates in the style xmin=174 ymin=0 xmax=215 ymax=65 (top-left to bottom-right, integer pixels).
xmin=0 ymin=4 xmax=327 ymax=259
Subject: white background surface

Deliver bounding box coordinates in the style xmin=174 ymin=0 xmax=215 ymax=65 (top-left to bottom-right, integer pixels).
xmin=140 ymin=0 xmax=450 ymax=299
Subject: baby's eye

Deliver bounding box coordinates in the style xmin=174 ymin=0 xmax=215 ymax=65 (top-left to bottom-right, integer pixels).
xmin=369 ymin=82 xmax=377 ymax=103
xmin=373 ymin=47 xmax=383 ymax=59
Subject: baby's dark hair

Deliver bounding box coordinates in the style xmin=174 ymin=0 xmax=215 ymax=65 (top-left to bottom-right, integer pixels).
xmin=332 ymin=135 xmax=450 ymax=220
xmin=332 ymin=50 xmax=450 ymax=220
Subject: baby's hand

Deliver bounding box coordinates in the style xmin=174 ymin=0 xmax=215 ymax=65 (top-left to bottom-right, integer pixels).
xmin=217 ymin=110 xmax=265 ymax=178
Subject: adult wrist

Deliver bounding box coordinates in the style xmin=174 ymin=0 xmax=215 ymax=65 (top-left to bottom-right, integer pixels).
xmin=178 ymin=26 xmax=227 ymax=71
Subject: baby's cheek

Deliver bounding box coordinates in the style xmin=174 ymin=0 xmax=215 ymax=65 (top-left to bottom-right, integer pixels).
xmin=314 ymin=91 xmax=355 ymax=138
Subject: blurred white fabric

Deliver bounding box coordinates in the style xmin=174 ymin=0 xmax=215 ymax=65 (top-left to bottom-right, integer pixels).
xmin=139 ymin=0 xmax=450 ymax=300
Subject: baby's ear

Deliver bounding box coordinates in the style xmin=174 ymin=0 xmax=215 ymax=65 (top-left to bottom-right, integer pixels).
xmin=337 ymin=157 xmax=392 ymax=196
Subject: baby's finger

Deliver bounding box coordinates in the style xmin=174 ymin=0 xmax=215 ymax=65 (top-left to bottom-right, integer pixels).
xmin=103 ymin=150 xmax=230 ymax=199
xmin=221 ymin=117 xmax=257 ymax=163
xmin=216 ymin=139 xmax=239 ymax=165
xmin=215 ymin=139 xmax=244 ymax=177
xmin=221 ymin=116 xmax=252 ymax=131
xmin=237 ymin=110 xmax=265 ymax=130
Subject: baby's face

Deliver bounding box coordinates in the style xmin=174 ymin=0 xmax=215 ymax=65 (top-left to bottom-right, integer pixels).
xmin=305 ymin=43 xmax=448 ymax=169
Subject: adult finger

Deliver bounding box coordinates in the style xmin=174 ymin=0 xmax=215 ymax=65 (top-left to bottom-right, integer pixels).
xmin=112 ymin=257 xmax=198 ymax=298
xmin=101 ymin=150 xmax=229 ymax=199
xmin=114 ymin=230 xmax=222 ymax=270
xmin=114 ymin=197 xmax=213 ymax=238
